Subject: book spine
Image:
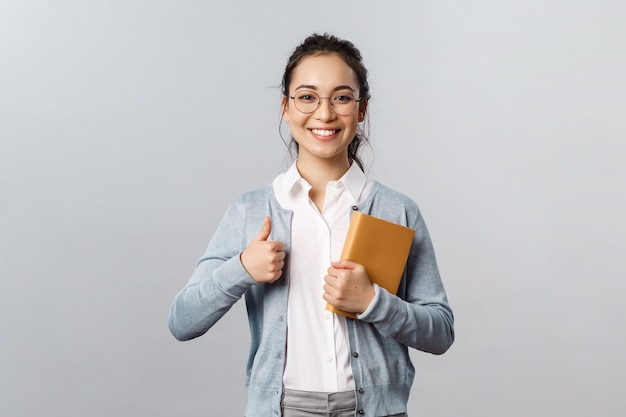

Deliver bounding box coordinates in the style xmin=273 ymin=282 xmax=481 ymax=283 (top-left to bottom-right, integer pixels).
xmin=340 ymin=211 xmax=363 ymax=261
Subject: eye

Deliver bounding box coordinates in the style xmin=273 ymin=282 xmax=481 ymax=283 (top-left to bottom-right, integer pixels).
xmin=296 ymin=92 xmax=318 ymax=103
xmin=334 ymin=94 xmax=355 ymax=102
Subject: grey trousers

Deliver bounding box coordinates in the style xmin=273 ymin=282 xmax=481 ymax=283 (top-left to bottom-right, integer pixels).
xmin=280 ymin=389 xmax=407 ymax=417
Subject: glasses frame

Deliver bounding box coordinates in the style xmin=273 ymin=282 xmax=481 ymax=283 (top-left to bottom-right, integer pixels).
xmin=288 ymin=92 xmax=363 ymax=116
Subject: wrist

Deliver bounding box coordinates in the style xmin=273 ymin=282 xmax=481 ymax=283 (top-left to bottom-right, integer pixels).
xmin=359 ymin=285 xmax=377 ymax=313
xmin=357 ymin=284 xmax=379 ymax=317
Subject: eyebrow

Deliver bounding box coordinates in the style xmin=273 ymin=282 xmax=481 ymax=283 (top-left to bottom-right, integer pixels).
xmin=294 ymin=84 xmax=356 ymax=92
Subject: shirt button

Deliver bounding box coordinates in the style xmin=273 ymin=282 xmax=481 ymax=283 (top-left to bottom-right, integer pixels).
xmin=358 ymin=388 xmax=364 ymax=394
xmin=325 ymin=312 xmax=332 ymax=320
xmin=358 ymin=410 xmax=364 ymax=414
xmin=327 ymin=356 xmax=333 ymax=363
xmin=352 ymin=352 xmax=359 ymax=358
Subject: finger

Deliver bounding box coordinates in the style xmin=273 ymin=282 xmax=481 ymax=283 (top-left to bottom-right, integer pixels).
xmin=272 ymin=241 xmax=286 ymax=252
xmin=331 ymin=260 xmax=356 ymax=269
xmin=323 ymin=283 xmax=339 ymax=300
xmin=327 ymin=267 xmax=347 ymax=280
xmin=323 ymin=274 xmax=337 ymax=286
xmin=271 ymin=269 xmax=283 ymax=283
xmin=266 ymin=247 xmax=285 ymax=263
xmin=252 ymin=216 xmax=272 ymax=242
xmin=327 ymin=265 xmax=343 ymax=276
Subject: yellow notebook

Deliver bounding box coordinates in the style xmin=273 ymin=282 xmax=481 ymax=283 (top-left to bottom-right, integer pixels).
xmin=326 ymin=211 xmax=416 ymax=318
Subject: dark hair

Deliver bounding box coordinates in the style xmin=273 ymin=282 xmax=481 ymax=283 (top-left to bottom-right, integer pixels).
xmin=281 ymin=33 xmax=371 ymax=170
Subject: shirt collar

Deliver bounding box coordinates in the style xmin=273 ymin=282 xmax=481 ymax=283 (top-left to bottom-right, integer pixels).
xmin=281 ymin=161 xmax=368 ymax=202
xmin=281 ymin=162 xmax=306 ymax=194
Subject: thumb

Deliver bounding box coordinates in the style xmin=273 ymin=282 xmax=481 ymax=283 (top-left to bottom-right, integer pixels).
xmin=252 ymin=216 xmax=272 ymax=242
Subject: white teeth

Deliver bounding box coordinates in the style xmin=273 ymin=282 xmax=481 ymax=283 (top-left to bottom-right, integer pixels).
xmin=311 ymin=129 xmax=337 ymax=137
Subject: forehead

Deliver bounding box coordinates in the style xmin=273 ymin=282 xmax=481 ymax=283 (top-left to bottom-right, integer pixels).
xmin=290 ymin=53 xmax=359 ymax=91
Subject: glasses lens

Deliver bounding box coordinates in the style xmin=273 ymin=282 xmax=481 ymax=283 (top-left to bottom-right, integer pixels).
xmin=331 ymin=93 xmax=357 ymax=116
xmin=293 ymin=91 xmax=318 ymax=114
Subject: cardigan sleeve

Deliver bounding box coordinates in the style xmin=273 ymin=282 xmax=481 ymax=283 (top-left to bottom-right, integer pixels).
xmin=168 ymin=199 xmax=258 ymax=341
xmin=357 ymin=205 xmax=455 ymax=355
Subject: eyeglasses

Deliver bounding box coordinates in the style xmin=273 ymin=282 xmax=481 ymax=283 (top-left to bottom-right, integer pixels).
xmin=289 ymin=90 xmax=363 ymax=116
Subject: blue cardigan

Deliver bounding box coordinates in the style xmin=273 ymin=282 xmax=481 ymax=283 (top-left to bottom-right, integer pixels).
xmin=169 ymin=182 xmax=454 ymax=417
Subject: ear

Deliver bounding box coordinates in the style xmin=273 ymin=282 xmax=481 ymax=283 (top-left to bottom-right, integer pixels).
xmin=282 ymin=96 xmax=290 ymax=122
xmin=358 ymin=98 xmax=369 ymax=122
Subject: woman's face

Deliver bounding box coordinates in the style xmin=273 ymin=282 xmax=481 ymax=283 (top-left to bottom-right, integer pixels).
xmin=282 ymin=53 xmax=365 ymax=167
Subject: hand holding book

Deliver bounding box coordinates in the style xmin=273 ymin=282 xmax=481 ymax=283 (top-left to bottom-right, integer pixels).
xmin=325 ymin=212 xmax=416 ymax=318
xmin=323 ymin=260 xmax=377 ymax=316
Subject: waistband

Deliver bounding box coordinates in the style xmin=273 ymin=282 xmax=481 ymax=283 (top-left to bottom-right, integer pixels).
xmin=282 ymin=389 xmax=356 ymax=413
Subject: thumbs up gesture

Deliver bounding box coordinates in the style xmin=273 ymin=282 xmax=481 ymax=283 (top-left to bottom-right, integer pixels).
xmin=240 ymin=216 xmax=286 ymax=283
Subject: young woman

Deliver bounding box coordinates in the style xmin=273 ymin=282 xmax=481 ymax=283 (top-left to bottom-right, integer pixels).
xmin=169 ymin=33 xmax=454 ymax=417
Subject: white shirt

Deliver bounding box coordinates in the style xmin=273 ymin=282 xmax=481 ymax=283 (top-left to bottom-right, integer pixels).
xmin=272 ymin=162 xmax=374 ymax=393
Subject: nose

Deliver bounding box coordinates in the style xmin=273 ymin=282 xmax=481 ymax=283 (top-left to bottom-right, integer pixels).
xmin=314 ymin=97 xmax=336 ymax=121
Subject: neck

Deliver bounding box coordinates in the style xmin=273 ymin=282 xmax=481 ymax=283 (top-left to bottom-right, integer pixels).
xmin=295 ymin=155 xmax=351 ymax=212
xmin=296 ymin=156 xmax=351 ymax=190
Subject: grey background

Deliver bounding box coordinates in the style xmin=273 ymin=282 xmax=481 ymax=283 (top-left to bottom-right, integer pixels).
xmin=1 ymin=1 xmax=625 ymax=416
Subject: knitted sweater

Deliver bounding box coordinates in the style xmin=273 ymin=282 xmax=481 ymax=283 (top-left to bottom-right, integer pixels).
xmin=169 ymin=182 xmax=454 ymax=417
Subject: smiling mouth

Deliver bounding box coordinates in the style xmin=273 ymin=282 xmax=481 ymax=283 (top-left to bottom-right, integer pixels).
xmin=310 ymin=129 xmax=338 ymax=137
